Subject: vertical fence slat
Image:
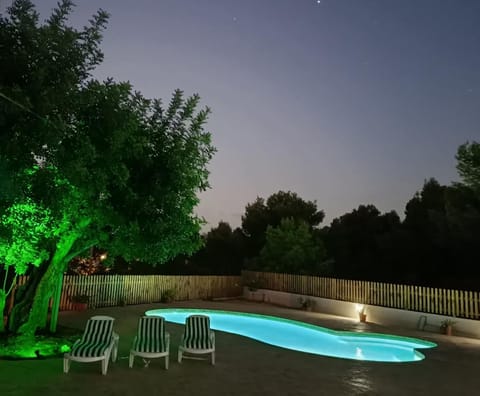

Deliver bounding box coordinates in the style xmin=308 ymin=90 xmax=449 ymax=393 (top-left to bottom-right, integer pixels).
xmin=475 ymin=292 xmax=479 ymax=320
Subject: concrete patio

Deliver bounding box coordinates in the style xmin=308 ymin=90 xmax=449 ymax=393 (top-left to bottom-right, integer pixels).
xmin=1 ymin=299 xmax=479 ymax=395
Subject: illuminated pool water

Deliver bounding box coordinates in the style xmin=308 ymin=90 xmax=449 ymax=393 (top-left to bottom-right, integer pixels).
xmin=145 ymin=308 xmax=436 ymax=363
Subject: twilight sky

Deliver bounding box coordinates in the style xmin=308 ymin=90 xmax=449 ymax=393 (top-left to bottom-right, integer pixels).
xmin=23 ymin=1 xmax=480 ymax=228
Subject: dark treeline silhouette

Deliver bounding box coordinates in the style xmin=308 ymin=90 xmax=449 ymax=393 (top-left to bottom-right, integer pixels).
xmin=81 ymin=141 xmax=480 ymax=291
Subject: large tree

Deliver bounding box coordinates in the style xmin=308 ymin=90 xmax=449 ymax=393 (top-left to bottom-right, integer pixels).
xmin=189 ymin=222 xmax=245 ymax=275
xmin=401 ymin=177 xmax=480 ymax=288
xmin=325 ymin=205 xmax=402 ymax=281
xmin=241 ymin=190 xmax=324 ymax=259
xmin=153 ymin=222 xmax=246 ymax=275
xmin=258 ymin=218 xmax=326 ymax=275
xmin=0 ymin=195 xmax=53 ymax=332
xmin=0 ymin=1 xmax=215 ymax=338
xmin=401 ymin=178 xmax=449 ymax=283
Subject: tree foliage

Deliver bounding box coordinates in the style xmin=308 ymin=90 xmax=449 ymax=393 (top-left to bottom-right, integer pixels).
xmin=178 ymin=222 xmax=245 ymax=275
xmin=456 ymin=141 xmax=480 ymax=192
xmin=141 ymin=222 xmax=246 ymax=275
xmin=324 ymin=205 xmax=401 ymax=281
xmin=241 ymin=191 xmax=324 ymax=258
xmin=0 ymin=0 xmax=108 ymax=169
xmin=193 ymin=222 xmax=245 ymax=275
xmin=322 ymin=176 xmax=480 ymax=289
xmin=258 ymin=218 xmax=326 ymax=275
xmin=0 ymin=196 xmax=53 ymax=274
xmin=401 ymin=178 xmax=480 ymax=288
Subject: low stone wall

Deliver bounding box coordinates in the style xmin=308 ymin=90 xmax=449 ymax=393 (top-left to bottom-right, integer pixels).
xmin=243 ymin=287 xmax=480 ymax=338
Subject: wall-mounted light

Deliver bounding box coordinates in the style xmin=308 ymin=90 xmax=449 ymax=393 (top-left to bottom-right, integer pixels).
xmin=356 ymin=304 xmax=367 ymax=323
xmin=355 ymin=304 xmax=365 ymax=314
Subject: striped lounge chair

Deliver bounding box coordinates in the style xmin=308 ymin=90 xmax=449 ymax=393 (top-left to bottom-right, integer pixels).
xmin=129 ymin=316 xmax=170 ymax=369
xmin=178 ymin=315 xmax=215 ymax=365
xmin=63 ymin=316 xmax=118 ymax=375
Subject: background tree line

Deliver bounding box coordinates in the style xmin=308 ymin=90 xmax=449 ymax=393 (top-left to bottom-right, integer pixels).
xmin=107 ymin=141 xmax=480 ymax=291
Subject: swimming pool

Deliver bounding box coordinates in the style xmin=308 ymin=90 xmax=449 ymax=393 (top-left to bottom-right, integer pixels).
xmin=145 ymin=308 xmax=436 ymax=362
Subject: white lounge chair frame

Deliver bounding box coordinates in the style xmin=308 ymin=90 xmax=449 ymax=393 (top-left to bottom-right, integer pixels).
xmin=129 ymin=316 xmax=170 ymax=369
xmin=63 ymin=315 xmax=118 ymax=375
xmin=178 ymin=315 xmax=215 ymax=365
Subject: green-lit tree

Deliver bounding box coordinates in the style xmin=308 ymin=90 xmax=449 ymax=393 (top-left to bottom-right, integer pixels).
xmin=0 ymin=1 xmax=215 ymax=339
xmin=0 ymin=196 xmax=53 ymax=332
xmin=258 ymin=218 xmax=326 ymax=275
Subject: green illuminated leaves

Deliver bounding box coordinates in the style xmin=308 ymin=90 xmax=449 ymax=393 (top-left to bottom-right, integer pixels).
xmin=0 ymin=197 xmax=53 ymax=273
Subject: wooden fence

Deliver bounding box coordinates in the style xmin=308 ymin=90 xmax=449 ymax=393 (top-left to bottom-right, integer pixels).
xmin=11 ymin=271 xmax=480 ymax=320
xmin=243 ymin=270 xmax=480 ymax=320
xmin=13 ymin=274 xmax=242 ymax=311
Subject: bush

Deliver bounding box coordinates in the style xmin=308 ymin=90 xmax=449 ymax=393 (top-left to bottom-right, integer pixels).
xmin=70 ymin=294 xmax=89 ymax=304
xmin=243 ymin=275 xmax=265 ymax=291
xmin=160 ymin=289 xmax=175 ymax=303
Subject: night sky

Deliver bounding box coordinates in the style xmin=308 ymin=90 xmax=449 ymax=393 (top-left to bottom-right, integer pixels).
xmin=18 ymin=1 xmax=480 ymax=227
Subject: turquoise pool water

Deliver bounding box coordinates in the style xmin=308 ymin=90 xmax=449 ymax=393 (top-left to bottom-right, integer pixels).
xmin=145 ymin=308 xmax=436 ymax=363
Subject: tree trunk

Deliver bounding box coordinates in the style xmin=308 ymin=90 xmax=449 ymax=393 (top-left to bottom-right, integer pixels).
xmin=1 ymin=268 xmax=17 ymax=333
xmin=0 ymin=290 xmax=6 ymax=332
xmin=8 ymin=263 xmax=50 ymax=334
xmin=49 ymin=272 xmax=64 ymax=332
xmin=10 ymin=235 xmax=79 ymax=339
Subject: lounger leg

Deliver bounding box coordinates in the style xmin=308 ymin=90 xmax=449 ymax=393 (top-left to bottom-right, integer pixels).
xmin=129 ymin=353 xmax=134 ymax=368
xmin=63 ymin=357 xmax=70 ymax=373
xmin=165 ymin=355 xmax=169 ymax=370
xmin=113 ymin=334 xmax=120 ymax=362
xmin=211 ymin=351 xmax=215 ymax=366
xmin=178 ymin=350 xmax=183 ymax=363
xmin=102 ymin=357 xmax=109 ymax=375
xmin=112 ymin=342 xmax=118 ymax=362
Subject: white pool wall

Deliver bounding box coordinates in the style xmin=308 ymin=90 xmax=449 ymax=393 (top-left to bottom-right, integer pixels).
xmin=244 ymin=287 xmax=480 ymax=338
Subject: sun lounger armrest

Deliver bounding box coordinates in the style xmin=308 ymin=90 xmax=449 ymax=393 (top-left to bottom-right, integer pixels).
xmin=70 ymin=338 xmax=81 ymax=350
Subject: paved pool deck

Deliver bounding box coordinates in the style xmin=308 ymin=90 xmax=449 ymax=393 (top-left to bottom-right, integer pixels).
xmin=1 ymin=299 xmax=480 ymax=395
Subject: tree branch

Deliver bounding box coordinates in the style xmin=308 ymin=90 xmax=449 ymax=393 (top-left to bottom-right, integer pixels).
xmin=6 ymin=274 xmax=17 ymax=296
xmin=64 ymin=240 xmax=99 ymax=265
xmin=2 ymin=265 xmax=9 ymax=291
